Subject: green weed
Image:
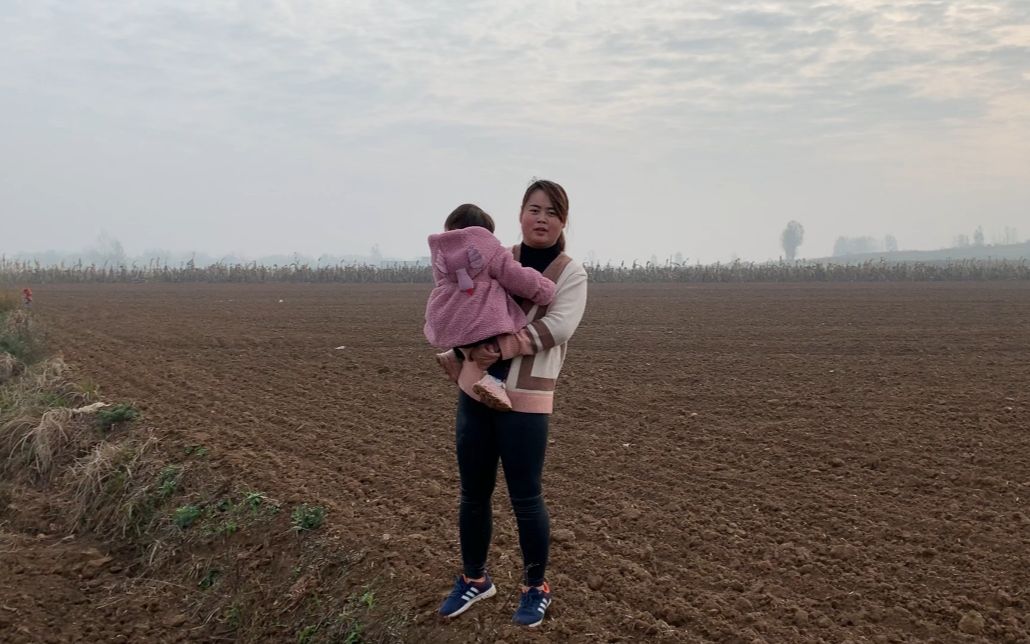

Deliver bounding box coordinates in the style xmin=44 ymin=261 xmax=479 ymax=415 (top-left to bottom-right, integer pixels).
xmin=297 ymin=624 xmax=319 ymax=643
xmin=173 ymin=504 xmax=202 ymax=529
xmin=342 ymin=621 xmax=363 ymax=644
xmin=198 ymin=568 xmax=220 ymax=590
xmin=184 ymin=444 xmax=208 ymax=458
xmin=291 ymin=504 xmax=325 ymax=532
xmin=244 ymin=491 xmax=266 ymax=511
xmin=95 ymin=404 xmax=139 ymax=432
xmin=216 ymin=519 xmax=238 ymax=536
xmin=156 ymin=465 xmax=181 ymax=500
xmin=224 ymin=603 xmax=242 ymax=630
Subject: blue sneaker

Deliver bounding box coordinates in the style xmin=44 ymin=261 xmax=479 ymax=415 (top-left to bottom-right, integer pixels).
xmin=512 ymin=582 xmax=552 ymax=627
xmin=438 ymin=574 xmax=496 ymax=618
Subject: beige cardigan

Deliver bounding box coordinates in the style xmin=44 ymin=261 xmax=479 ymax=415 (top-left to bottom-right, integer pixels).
xmin=457 ymin=248 xmax=588 ymax=414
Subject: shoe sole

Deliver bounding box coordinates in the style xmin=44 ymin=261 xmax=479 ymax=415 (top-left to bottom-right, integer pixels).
xmin=442 ymin=584 xmax=497 ymax=619
xmin=519 ymin=618 xmax=545 ymax=628
xmin=472 ymin=383 xmax=513 ymax=411
xmin=515 ymin=605 xmax=550 ymax=628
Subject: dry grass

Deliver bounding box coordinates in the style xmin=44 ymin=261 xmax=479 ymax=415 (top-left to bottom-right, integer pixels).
xmin=2 ymin=257 xmax=1029 ymax=283
xmin=0 ymin=338 xmax=151 ymax=539
xmin=22 ymin=357 xmax=80 ymax=402
xmin=0 ymin=292 xmax=18 ymax=315
xmin=0 ymin=357 xmax=90 ymax=414
xmin=2 ymin=407 xmax=76 ymax=477
xmin=0 ymin=356 xmax=104 ymax=482
xmin=0 ymin=353 xmax=22 ymax=385
xmin=0 ymin=308 xmax=48 ymax=365
xmin=69 ymin=434 xmax=158 ymax=535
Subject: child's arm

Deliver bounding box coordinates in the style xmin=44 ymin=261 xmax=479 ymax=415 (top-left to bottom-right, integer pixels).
xmin=488 ymin=251 xmax=556 ymax=306
xmin=488 ymin=263 xmax=588 ymax=362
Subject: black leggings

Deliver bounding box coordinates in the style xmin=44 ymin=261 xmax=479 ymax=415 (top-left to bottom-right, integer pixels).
xmin=455 ymin=391 xmax=550 ymax=586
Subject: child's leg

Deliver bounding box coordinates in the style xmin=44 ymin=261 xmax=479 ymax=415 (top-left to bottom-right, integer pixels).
xmin=486 ymin=357 xmax=511 ymax=382
xmin=473 ymin=339 xmax=513 ymax=411
xmin=435 ymin=349 xmax=462 ymax=383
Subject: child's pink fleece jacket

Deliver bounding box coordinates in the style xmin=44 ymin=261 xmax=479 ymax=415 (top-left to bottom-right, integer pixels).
xmin=424 ymin=226 xmax=556 ymax=349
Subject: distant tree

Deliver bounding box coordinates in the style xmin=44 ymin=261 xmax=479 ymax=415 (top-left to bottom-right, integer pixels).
xmin=781 ymin=221 xmax=805 ymax=261
xmin=674 ymin=251 xmax=685 ymax=265
xmin=884 ymin=235 xmax=898 ymax=252
xmin=955 ymin=234 xmax=971 ymax=248
xmin=833 ymin=236 xmax=881 ymax=257
xmin=90 ymin=232 xmax=126 ymax=267
xmin=973 ymin=226 xmax=985 ymax=247
xmin=1003 ymin=227 xmax=1019 ymax=245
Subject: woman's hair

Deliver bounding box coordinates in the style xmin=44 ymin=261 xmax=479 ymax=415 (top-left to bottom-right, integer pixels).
xmin=521 ymin=179 xmax=569 ymax=251
xmin=445 ymin=203 xmax=495 ymax=233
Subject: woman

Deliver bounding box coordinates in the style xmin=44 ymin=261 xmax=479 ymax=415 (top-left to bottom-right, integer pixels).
xmin=436 ymin=179 xmax=588 ymax=628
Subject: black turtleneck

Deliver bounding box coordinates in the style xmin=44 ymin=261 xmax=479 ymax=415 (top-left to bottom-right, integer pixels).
xmin=519 ymin=242 xmax=561 ymax=274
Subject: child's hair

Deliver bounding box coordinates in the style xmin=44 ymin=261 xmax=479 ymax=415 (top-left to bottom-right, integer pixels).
xmin=445 ymin=203 xmax=495 ymax=233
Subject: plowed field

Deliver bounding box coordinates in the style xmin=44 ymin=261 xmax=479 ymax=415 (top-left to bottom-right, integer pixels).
xmin=5 ymin=281 xmax=1029 ymax=643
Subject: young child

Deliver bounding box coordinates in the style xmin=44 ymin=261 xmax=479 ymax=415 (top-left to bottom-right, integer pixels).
xmin=424 ymin=204 xmax=556 ymax=411
xmin=21 ymin=287 xmax=32 ymax=308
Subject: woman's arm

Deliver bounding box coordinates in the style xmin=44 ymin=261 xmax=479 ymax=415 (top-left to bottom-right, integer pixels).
xmin=496 ymin=264 xmax=588 ymax=360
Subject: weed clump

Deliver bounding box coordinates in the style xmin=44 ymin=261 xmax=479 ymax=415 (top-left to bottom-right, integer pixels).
xmin=199 ymin=568 xmax=220 ymax=590
xmin=0 ymin=308 xmax=48 ymax=366
xmin=291 ymin=504 xmax=325 ymax=532
xmin=173 ymin=504 xmax=202 ymax=529
xmin=95 ymin=404 xmax=139 ymax=432
xmin=156 ymin=465 xmax=181 ymax=500
xmin=69 ymin=435 xmax=159 ymax=535
xmin=0 ymin=353 xmax=23 ymax=385
xmin=184 ymin=444 xmax=209 ymax=458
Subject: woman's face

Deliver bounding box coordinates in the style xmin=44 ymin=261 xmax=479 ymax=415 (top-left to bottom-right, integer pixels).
xmin=519 ymin=189 xmax=565 ymax=249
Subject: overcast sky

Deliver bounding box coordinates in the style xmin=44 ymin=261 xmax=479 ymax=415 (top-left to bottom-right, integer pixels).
xmin=2 ymin=0 xmax=1028 ymax=264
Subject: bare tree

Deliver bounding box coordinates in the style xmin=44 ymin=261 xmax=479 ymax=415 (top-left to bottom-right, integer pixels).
xmin=781 ymin=221 xmax=805 ymax=261
xmin=89 ymin=232 xmax=126 ymax=267
xmin=884 ymin=234 xmax=898 ymax=252
xmin=973 ymin=226 xmax=985 ymax=247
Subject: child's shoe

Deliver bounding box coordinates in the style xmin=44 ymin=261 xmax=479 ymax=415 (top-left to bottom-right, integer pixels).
xmin=512 ymin=582 xmax=552 ymax=627
xmin=435 ymin=351 xmax=462 ymax=383
xmin=438 ymin=574 xmax=496 ymax=618
xmin=472 ymin=374 xmax=512 ymax=411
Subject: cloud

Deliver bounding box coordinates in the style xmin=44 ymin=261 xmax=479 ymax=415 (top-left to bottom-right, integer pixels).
xmin=2 ymin=0 xmax=1025 ymax=151
xmin=0 ymin=0 xmax=1027 ymax=261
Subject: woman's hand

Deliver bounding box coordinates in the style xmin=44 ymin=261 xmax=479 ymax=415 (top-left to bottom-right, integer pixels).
xmin=467 ymin=342 xmax=501 ymax=370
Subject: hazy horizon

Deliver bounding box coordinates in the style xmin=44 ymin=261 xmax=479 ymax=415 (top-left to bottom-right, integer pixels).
xmin=2 ymin=1 xmax=1028 ymax=264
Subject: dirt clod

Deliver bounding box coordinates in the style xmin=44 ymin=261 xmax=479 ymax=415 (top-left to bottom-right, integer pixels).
xmin=958 ymin=610 xmax=985 ymax=635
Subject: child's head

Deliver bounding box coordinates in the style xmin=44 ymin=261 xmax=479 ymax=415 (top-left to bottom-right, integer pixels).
xmin=445 ymin=204 xmax=495 ymax=233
